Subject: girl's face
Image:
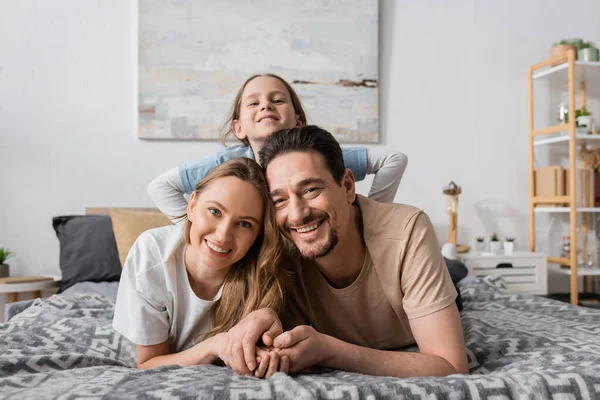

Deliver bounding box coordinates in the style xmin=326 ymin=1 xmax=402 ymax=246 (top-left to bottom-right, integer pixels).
xmin=186 ymin=176 xmax=264 ymax=273
xmin=233 ymin=76 xmax=300 ymax=148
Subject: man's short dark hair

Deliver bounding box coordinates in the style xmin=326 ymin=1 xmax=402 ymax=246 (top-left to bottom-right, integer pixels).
xmin=258 ymin=125 xmax=345 ymax=184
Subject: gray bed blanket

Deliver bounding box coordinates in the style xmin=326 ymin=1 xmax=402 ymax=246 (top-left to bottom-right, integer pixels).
xmin=1 ymin=276 xmax=600 ymax=399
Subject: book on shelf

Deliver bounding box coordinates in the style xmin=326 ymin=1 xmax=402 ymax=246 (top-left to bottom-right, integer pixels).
xmin=534 ymin=165 xmax=596 ymax=207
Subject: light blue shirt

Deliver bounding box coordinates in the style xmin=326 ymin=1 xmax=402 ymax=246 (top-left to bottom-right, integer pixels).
xmin=179 ymin=145 xmax=368 ymax=194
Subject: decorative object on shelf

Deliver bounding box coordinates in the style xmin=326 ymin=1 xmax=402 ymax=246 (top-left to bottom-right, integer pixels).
xmin=576 ymin=107 xmax=593 ymax=134
xmin=557 ymin=102 xmax=568 ymax=123
xmin=559 ymin=235 xmax=571 ymax=268
xmin=0 ymin=247 xmax=12 ymax=278
xmin=475 ymin=236 xmax=485 ymax=252
xmin=489 ymin=233 xmax=501 ymax=253
xmin=550 ymin=40 xmax=577 ymax=66
xmin=443 ymin=181 xmax=469 ymax=253
xmin=581 ymin=147 xmax=600 ymax=168
xmin=578 ymin=42 xmax=599 ymax=62
xmin=503 ymin=237 xmax=516 ymax=254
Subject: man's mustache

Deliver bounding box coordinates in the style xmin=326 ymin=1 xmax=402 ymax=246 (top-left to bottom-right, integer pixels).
xmin=283 ymin=211 xmax=328 ymax=231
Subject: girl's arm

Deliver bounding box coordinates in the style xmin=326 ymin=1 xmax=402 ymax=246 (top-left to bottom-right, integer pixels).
xmin=147 ymin=167 xmax=188 ymax=223
xmin=147 ymin=146 xmax=254 ymax=222
xmin=136 ymin=335 xmax=222 ymax=369
xmin=366 ymin=151 xmax=408 ymax=203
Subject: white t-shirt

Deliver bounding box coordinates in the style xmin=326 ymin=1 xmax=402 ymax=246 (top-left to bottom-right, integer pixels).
xmin=113 ymin=224 xmax=223 ymax=352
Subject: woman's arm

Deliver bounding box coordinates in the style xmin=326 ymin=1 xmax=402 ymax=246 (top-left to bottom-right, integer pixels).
xmin=136 ymin=328 xmax=288 ymax=378
xmin=147 ymin=167 xmax=188 ymax=223
xmin=136 ymin=334 xmax=223 ymax=369
xmin=366 ymin=151 xmax=408 ymax=203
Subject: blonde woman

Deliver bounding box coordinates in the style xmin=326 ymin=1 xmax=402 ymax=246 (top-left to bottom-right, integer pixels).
xmin=113 ymin=158 xmax=287 ymax=377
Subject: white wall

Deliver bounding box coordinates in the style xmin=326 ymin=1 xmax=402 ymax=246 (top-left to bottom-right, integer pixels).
xmin=1 ymin=0 xmax=599 ymax=295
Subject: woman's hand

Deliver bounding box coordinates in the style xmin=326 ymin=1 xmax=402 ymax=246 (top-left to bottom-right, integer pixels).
xmin=215 ymin=308 xmax=283 ymax=375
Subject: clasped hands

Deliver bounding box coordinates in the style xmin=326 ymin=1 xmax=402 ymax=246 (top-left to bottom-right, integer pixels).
xmin=214 ymin=308 xmax=330 ymax=378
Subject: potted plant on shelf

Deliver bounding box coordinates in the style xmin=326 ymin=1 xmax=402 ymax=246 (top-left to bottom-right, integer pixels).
xmin=578 ymin=42 xmax=599 ymax=62
xmin=576 ymin=107 xmax=593 ymax=134
xmin=550 ymin=40 xmax=577 ymax=65
xmin=0 ymin=247 xmax=12 ymax=278
xmin=504 ymin=237 xmax=516 ymax=254
xmin=475 ymin=236 xmax=485 ymax=252
xmin=490 ymin=233 xmax=501 ymax=253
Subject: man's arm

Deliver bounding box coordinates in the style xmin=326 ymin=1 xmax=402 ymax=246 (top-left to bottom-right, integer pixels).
xmin=274 ymin=303 xmax=468 ymax=377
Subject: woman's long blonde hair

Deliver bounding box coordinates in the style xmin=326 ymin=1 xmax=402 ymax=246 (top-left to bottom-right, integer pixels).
xmin=182 ymin=158 xmax=286 ymax=338
xmin=220 ymin=73 xmax=308 ymax=146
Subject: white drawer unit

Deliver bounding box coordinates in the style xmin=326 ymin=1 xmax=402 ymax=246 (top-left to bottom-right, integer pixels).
xmin=459 ymin=251 xmax=548 ymax=295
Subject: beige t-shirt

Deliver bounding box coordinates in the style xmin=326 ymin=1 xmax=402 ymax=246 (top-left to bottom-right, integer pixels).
xmin=281 ymin=195 xmax=457 ymax=350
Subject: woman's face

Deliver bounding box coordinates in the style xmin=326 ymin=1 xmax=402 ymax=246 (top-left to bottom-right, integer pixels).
xmin=186 ymin=176 xmax=264 ymax=272
xmin=232 ymin=76 xmax=300 ymax=146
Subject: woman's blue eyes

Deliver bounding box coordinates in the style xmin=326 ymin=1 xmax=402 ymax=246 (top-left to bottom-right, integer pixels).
xmin=208 ymin=208 xmax=252 ymax=228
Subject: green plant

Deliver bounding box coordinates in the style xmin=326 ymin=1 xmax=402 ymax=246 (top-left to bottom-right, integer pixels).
xmin=0 ymin=248 xmax=12 ymax=264
xmin=490 ymin=233 xmax=499 ymax=242
xmin=476 ymin=236 xmax=484 ymax=242
xmin=565 ymin=107 xmax=591 ymax=126
xmin=505 ymin=237 xmax=516 ymax=242
xmin=580 ymin=42 xmax=595 ymax=50
xmin=579 ymin=107 xmax=590 ymax=116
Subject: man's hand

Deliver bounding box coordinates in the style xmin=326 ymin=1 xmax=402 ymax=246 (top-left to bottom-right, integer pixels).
xmin=217 ymin=308 xmax=283 ymax=375
xmin=253 ymin=347 xmax=290 ymax=378
xmin=272 ymin=325 xmax=331 ymax=374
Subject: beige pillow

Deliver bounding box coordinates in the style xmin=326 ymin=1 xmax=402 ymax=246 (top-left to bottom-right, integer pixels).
xmin=109 ymin=208 xmax=173 ymax=266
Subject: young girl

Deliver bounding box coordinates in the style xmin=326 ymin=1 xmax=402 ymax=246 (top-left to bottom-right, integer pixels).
xmin=148 ymin=73 xmax=408 ymax=221
xmin=113 ymin=158 xmax=286 ymax=376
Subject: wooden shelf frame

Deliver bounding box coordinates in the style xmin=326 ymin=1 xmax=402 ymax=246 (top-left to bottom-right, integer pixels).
xmin=528 ymin=49 xmax=598 ymax=306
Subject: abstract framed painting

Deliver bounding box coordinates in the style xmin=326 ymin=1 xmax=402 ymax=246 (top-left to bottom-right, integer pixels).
xmin=138 ymin=0 xmax=378 ymax=143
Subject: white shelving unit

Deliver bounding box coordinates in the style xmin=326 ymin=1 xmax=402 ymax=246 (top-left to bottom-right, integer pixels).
xmin=532 ymin=61 xmax=600 ymax=88
xmin=528 ymin=52 xmax=600 ymax=305
xmin=556 ymin=266 xmax=600 ymax=276
xmin=533 ymin=133 xmax=600 ymax=147
xmin=534 ymin=207 xmax=600 ymax=213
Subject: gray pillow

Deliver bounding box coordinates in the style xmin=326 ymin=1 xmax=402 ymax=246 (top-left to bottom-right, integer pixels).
xmin=52 ymin=215 xmax=122 ymax=292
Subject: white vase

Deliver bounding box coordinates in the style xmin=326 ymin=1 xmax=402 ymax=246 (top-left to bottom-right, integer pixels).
xmin=503 ymin=241 xmax=515 ymax=254
xmin=577 ymin=115 xmax=593 ymax=133
xmin=489 ymin=241 xmax=501 ymax=253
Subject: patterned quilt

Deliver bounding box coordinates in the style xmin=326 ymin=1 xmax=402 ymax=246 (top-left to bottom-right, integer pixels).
xmin=1 ymin=276 xmax=600 ymax=399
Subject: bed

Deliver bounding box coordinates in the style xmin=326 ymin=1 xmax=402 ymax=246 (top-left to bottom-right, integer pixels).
xmin=2 ymin=275 xmax=600 ymax=399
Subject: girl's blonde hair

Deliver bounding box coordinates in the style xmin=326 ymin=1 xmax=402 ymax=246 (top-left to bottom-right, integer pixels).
xmin=221 ymin=73 xmax=308 ymax=146
xmin=183 ymin=157 xmax=286 ymax=338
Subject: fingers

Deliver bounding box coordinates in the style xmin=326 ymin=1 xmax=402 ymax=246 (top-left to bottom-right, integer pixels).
xmin=273 ymin=326 xmax=308 ymax=349
xmin=261 ymin=319 xmax=283 ymax=347
xmin=242 ymin=337 xmax=257 ymax=372
xmin=279 ymin=355 xmax=289 ymax=374
xmin=254 ymin=354 xmax=270 ymax=378
xmin=232 ymin=341 xmax=251 ymax=375
xmin=241 ymin=313 xmax=280 ymax=370
xmin=265 ymin=350 xmax=280 ymax=378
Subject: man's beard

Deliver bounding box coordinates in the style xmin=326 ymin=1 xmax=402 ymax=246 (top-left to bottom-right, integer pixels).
xmin=285 ymin=212 xmax=339 ymax=260
xmin=297 ymin=228 xmax=339 ymax=260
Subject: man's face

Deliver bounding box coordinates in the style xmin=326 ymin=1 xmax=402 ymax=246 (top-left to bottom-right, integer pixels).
xmin=265 ymin=151 xmax=355 ymax=260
